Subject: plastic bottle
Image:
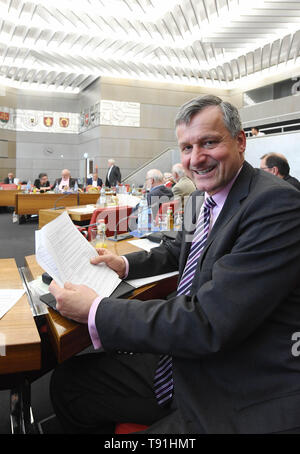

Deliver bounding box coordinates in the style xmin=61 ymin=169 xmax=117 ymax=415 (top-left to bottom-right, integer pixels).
xmin=174 ymin=211 xmax=182 ymax=231
xmin=95 ymin=219 xmax=107 ymax=248
xmin=26 ymin=180 xmax=31 ymax=194
xmin=166 ymin=207 xmax=174 ymax=230
xmin=131 ymin=184 xmax=136 ymax=196
xmin=54 ymin=181 xmax=59 ymax=193
xmin=74 ymin=180 xmax=78 ymax=192
xmin=99 ymin=186 xmax=106 ymax=205
xmin=137 ymin=191 xmax=148 ymax=233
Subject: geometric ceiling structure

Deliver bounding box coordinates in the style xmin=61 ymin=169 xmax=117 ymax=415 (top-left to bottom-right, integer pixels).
xmin=1 ymin=0 xmax=300 ymax=93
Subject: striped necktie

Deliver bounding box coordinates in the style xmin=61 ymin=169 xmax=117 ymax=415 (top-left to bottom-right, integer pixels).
xmin=154 ymin=196 xmax=216 ymax=406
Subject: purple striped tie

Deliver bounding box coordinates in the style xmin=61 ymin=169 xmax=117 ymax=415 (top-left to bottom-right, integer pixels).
xmin=154 ymin=196 xmax=216 ymax=406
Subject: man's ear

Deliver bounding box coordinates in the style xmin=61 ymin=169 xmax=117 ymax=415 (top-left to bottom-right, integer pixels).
xmin=272 ymin=166 xmax=279 ymax=176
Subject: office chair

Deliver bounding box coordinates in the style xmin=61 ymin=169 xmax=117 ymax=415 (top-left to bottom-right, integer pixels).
xmin=88 ymin=205 xmax=133 ymax=240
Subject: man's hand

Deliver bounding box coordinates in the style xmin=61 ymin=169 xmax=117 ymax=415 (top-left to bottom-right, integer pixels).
xmin=49 ymin=281 xmax=98 ymax=324
xmin=90 ymin=248 xmax=126 ymax=278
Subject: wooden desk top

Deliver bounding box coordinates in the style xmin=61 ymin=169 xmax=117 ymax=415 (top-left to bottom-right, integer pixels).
xmin=0 ymin=189 xmax=20 ymax=207
xmin=16 ymin=192 xmax=100 ymax=216
xmin=0 ymin=259 xmax=41 ymax=374
xmin=24 ymin=238 xmax=177 ymax=363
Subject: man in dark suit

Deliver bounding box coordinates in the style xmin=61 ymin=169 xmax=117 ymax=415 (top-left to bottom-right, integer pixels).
xmin=260 ymin=152 xmax=300 ymax=190
xmin=86 ymin=173 xmax=103 ymax=187
xmin=49 ymin=95 xmax=300 ymax=434
xmin=3 ymin=172 xmax=14 ymax=184
xmin=145 ymin=168 xmax=173 ymax=218
xmin=105 ymin=159 xmax=121 ymax=187
xmin=51 ymin=169 xmax=77 ymax=192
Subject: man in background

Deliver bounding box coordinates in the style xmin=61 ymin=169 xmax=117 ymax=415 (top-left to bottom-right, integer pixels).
xmin=105 ymin=159 xmax=121 ymax=188
xmin=33 ymin=173 xmax=51 ymax=192
xmin=52 ymin=169 xmax=77 ymax=192
xmin=87 ymin=173 xmax=103 ymax=188
xmin=3 ymin=172 xmax=14 ymax=184
xmin=260 ymin=152 xmax=300 ymax=190
xmin=251 ymin=126 xmax=265 ymax=137
xmin=171 ymin=163 xmax=196 ymax=204
xmin=145 ymin=168 xmax=173 ymax=218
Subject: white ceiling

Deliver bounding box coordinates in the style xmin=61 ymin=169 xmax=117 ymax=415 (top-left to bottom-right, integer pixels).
xmin=1 ymin=0 xmax=300 ymax=93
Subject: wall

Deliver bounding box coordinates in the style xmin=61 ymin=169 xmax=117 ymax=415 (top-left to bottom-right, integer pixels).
xmin=97 ymin=78 xmax=234 ymax=182
xmin=245 ymin=131 xmax=300 ymax=179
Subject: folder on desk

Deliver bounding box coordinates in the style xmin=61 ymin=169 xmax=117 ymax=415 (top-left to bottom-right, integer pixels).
xmin=40 ymin=280 xmax=135 ymax=313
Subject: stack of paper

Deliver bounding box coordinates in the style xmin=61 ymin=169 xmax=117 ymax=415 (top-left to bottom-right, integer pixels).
xmin=0 ymin=289 xmax=25 ymax=319
xmin=35 ymin=211 xmax=121 ymax=296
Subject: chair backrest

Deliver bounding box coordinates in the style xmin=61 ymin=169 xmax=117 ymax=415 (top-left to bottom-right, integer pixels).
xmin=0 ymin=183 xmax=18 ymax=190
xmin=88 ymin=205 xmax=133 ymax=240
xmin=155 ymin=198 xmax=181 ymax=223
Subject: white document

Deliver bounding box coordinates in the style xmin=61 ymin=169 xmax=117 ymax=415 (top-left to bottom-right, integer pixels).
xmin=0 ymin=289 xmax=25 ymax=319
xmin=35 ymin=211 xmax=121 ymax=296
xmin=128 ymin=238 xmax=161 ymax=252
xmin=68 ymin=207 xmax=95 ymax=213
xmin=126 ymin=271 xmax=179 ymax=289
xmin=117 ymin=193 xmax=141 ymax=208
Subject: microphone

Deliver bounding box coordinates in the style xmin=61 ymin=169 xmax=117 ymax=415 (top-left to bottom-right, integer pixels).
xmin=108 ymin=209 xmax=136 ymax=242
xmin=53 ymin=192 xmax=75 ymax=210
xmin=108 ymin=203 xmax=150 ymax=242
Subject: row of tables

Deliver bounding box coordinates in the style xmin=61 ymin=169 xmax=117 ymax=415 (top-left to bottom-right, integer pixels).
xmin=0 ymin=190 xmax=178 ymax=432
xmin=0 ymin=244 xmax=178 ymax=433
xmin=0 ymin=190 xmax=101 ymax=216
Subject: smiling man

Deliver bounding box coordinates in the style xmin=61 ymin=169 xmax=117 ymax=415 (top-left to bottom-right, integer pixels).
xmin=49 ymin=95 xmax=300 ymax=434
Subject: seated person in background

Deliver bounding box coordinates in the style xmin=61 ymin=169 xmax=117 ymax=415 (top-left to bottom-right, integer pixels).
xmin=52 ymin=169 xmax=77 ymax=192
xmin=260 ymin=153 xmax=300 ymax=190
xmin=251 ymin=126 xmax=265 ymax=137
xmin=86 ymin=173 xmax=103 ymax=188
xmin=3 ymin=172 xmax=14 ymax=184
xmin=33 ymin=173 xmax=51 ymax=192
xmin=171 ymin=163 xmax=196 ymax=204
xmin=163 ymin=172 xmax=175 ymax=188
xmin=146 ymin=168 xmax=173 ymax=219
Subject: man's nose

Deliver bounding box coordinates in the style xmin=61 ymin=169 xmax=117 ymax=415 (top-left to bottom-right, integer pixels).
xmin=190 ymin=145 xmax=206 ymax=166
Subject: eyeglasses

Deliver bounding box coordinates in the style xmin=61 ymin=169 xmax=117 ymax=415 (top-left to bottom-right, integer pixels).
xmin=260 ymin=166 xmax=273 ymax=170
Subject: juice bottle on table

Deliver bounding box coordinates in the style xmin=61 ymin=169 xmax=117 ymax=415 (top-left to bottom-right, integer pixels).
xmin=95 ymin=219 xmax=107 ymax=248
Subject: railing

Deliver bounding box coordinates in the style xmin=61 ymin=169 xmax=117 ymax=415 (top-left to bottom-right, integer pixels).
xmin=122 ymin=147 xmax=180 ymax=186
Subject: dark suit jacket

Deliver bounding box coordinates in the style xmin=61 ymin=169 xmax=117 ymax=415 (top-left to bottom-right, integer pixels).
xmin=284 ymin=174 xmax=300 ymax=190
xmin=96 ymin=161 xmax=300 ymax=434
xmin=3 ymin=177 xmax=14 ymax=184
xmin=147 ymin=184 xmax=173 ymax=218
xmin=51 ymin=177 xmax=77 ymax=190
xmin=105 ymin=165 xmax=121 ymax=187
xmin=86 ymin=177 xmax=103 ymax=187
xmin=33 ymin=179 xmax=51 ymax=191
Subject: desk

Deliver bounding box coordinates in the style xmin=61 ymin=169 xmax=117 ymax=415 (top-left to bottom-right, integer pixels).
xmin=24 ymin=238 xmax=178 ymax=364
xmin=0 ymin=259 xmax=41 ymax=434
xmin=0 ymin=259 xmax=41 ymax=374
xmin=38 ymin=205 xmax=95 ymax=229
xmin=15 ymin=192 xmax=100 ymax=216
xmin=0 ymin=189 xmax=20 ymax=207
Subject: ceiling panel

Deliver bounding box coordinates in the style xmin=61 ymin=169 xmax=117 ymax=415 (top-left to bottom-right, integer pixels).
xmin=0 ymin=0 xmax=299 ymax=92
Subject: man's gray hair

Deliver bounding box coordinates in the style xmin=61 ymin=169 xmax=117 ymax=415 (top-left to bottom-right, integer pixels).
xmin=172 ymin=163 xmax=185 ymax=178
xmin=175 ymin=94 xmax=242 ymax=138
xmin=147 ymin=168 xmax=163 ymax=183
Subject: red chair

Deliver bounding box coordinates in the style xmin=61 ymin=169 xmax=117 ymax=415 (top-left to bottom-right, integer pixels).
xmin=88 ymin=205 xmax=133 ymax=240
xmin=115 ymin=423 xmax=149 ymax=434
xmin=0 ymin=183 xmax=18 ymax=190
